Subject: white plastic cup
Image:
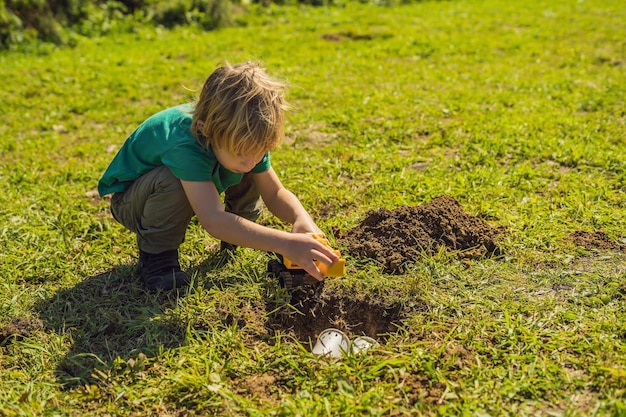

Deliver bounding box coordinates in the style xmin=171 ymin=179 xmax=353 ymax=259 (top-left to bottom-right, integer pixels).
xmin=312 ymin=328 xmax=350 ymax=358
xmin=350 ymin=336 xmax=378 ymax=354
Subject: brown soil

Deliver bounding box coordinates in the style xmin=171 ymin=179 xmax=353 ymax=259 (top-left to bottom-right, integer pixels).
xmin=233 ymin=373 xmax=280 ymax=406
xmin=265 ymin=284 xmax=407 ymax=344
xmin=568 ymin=230 xmax=625 ymax=252
xmin=338 ymin=195 xmax=500 ymax=272
xmin=0 ymin=317 xmax=44 ymax=345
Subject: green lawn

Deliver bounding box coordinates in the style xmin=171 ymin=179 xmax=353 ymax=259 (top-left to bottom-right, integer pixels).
xmin=0 ymin=0 xmax=625 ymax=415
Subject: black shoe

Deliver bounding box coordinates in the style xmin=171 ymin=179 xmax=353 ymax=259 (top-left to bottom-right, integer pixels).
xmin=138 ymin=249 xmax=190 ymax=291
xmin=220 ymin=241 xmax=238 ymax=252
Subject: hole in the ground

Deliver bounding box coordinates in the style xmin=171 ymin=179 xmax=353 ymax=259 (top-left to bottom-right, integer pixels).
xmin=266 ymin=286 xmax=405 ymax=347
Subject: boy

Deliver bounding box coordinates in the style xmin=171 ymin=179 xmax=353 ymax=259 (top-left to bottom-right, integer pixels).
xmin=98 ymin=61 xmax=338 ymax=290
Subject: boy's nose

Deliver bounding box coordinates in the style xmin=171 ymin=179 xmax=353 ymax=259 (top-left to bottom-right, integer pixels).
xmin=242 ymin=159 xmax=256 ymax=172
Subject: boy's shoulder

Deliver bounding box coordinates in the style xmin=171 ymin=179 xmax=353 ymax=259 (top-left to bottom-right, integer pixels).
xmin=144 ymin=104 xmax=193 ymax=125
xmin=131 ymin=104 xmax=195 ymax=145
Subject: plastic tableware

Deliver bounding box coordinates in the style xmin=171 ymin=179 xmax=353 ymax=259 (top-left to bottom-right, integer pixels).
xmin=351 ymin=336 xmax=379 ymax=354
xmin=312 ymin=328 xmax=350 ymax=358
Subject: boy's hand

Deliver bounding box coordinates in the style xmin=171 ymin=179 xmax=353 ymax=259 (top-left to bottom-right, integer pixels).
xmin=292 ymin=217 xmax=323 ymax=235
xmin=281 ymin=233 xmax=340 ymax=281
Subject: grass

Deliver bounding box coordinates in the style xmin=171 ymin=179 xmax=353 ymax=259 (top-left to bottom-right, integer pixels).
xmin=1 ymin=0 xmax=625 ymax=415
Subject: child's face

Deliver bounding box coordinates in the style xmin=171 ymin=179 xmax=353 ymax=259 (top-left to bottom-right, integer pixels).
xmin=213 ymin=146 xmax=265 ymax=174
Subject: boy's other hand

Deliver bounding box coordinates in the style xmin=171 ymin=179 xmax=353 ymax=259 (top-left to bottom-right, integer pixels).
xmin=282 ymin=233 xmax=340 ymax=281
xmin=291 ymin=217 xmax=323 ymax=235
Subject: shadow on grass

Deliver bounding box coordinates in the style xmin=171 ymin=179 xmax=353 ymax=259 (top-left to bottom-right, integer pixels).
xmin=34 ymin=265 xmax=188 ymax=388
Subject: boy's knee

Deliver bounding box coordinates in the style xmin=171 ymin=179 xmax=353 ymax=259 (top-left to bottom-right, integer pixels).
xmin=155 ymin=166 xmax=184 ymax=192
xmin=153 ymin=167 xmax=192 ymax=207
xmin=224 ymin=184 xmax=263 ymax=222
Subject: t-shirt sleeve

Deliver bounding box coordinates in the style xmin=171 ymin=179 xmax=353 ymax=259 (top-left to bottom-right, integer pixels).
xmin=251 ymin=152 xmax=271 ymax=173
xmin=162 ymin=143 xmax=216 ymax=181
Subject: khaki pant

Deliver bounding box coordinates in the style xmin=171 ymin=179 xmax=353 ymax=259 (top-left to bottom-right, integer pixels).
xmin=111 ymin=166 xmax=262 ymax=254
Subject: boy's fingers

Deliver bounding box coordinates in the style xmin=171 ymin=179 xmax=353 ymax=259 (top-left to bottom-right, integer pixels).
xmin=295 ymin=256 xmax=321 ymax=280
xmin=308 ymin=249 xmax=340 ymax=280
xmin=311 ymin=240 xmax=340 ymax=263
xmin=305 ymin=263 xmax=325 ymax=281
xmin=311 ymin=249 xmax=334 ymax=266
xmin=290 ymin=235 xmax=340 ymax=280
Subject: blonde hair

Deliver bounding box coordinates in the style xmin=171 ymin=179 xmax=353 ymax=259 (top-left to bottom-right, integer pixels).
xmin=191 ymin=61 xmax=288 ymax=156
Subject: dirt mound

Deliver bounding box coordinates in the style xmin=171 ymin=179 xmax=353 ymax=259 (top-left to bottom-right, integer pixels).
xmin=339 ymin=195 xmax=500 ymax=272
xmin=569 ymin=231 xmax=625 ymax=252
xmin=0 ymin=317 xmax=44 ymax=345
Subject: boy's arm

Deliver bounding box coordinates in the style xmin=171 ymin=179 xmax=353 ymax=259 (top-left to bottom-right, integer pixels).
xmin=180 ymin=179 xmax=338 ymax=281
xmin=250 ymin=167 xmax=320 ymax=234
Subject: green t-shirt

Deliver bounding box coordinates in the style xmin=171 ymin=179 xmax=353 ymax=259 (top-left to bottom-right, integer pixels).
xmin=98 ymin=105 xmax=271 ymax=197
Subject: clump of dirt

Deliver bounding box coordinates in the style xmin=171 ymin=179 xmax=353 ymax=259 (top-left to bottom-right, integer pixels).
xmin=339 ymin=195 xmax=500 ymax=272
xmin=0 ymin=317 xmax=44 ymax=345
xmin=569 ymin=231 xmax=625 ymax=252
xmin=233 ymin=373 xmax=281 ymax=406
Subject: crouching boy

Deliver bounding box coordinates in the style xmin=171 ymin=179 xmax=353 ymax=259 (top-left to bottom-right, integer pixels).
xmin=98 ymin=61 xmax=338 ymax=290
